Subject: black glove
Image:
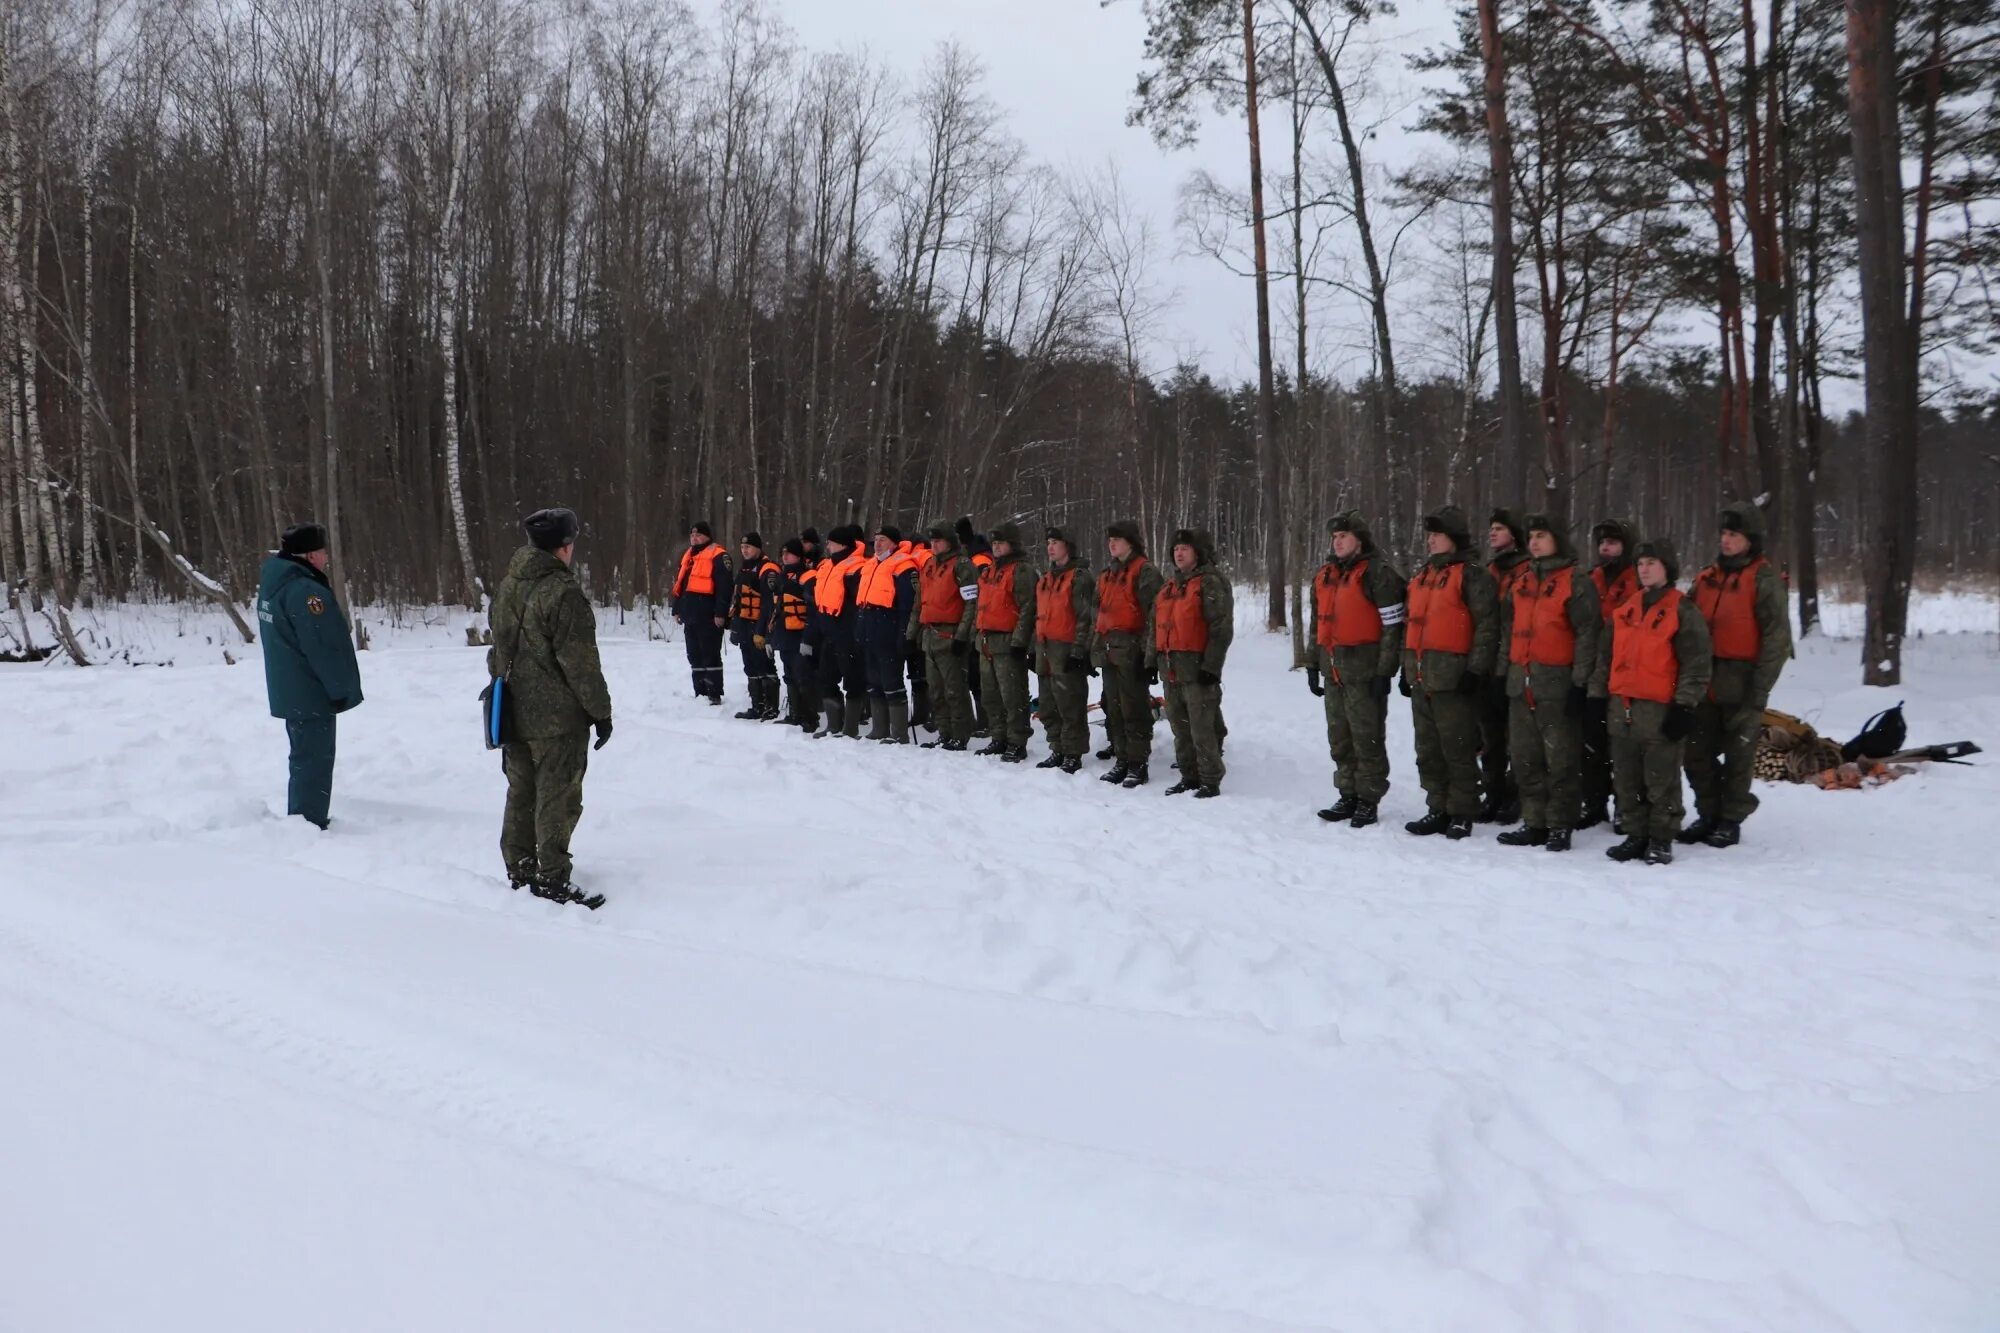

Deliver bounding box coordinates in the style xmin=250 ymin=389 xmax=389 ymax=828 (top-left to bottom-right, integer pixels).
xmin=1305 ymin=666 xmax=1324 ymax=698
xmin=1144 ymin=665 xmax=1159 ymax=688
xmin=1662 ymin=703 xmax=1696 ymax=741
xmin=1197 ymin=668 xmax=1220 ymax=688
xmin=1398 ymin=672 xmax=1413 ymax=698
xmin=1458 ymin=670 xmax=1487 ymax=697
xmin=950 ymin=638 xmax=969 ymax=657
xmin=1011 ymin=646 xmax=1029 ymax=662
xmin=1585 ymin=694 xmax=1608 ymax=724
xmin=1565 ymin=685 xmax=1587 ymax=718
xmin=593 ymin=717 xmax=614 ymax=750
xmin=1373 ymin=674 xmax=1392 ymax=701
xmin=1067 ymin=654 xmax=1090 ymax=675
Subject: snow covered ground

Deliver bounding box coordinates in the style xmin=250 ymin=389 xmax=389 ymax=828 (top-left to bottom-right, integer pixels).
xmin=3 ymin=595 xmax=1997 ymax=1332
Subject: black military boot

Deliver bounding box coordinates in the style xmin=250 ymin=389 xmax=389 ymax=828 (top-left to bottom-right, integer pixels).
xmin=1675 ymin=816 xmax=1716 ymax=845
xmin=506 ymin=861 xmax=536 ymax=892
xmin=1474 ymin=791 xmax=1505 ymax=823
xmin=1578 ymin=800 xmax=1610 ymax=830
xmin=866 ymin=698 xmax=889 ymax=741
xmin=1497 ymin=825 xmax=1548 ymax=847
xmin=1317 ymin=793 xmax=1358 ymax=823
xmin=1493 ymin=797 xmax=1521 ymax=826
xmin=1444 ymin=818 xmax=1474 ymax=840
xmin=734 ymin=699 xmax=762 ymax=720
xmin=1405 ymin=810 xmax=1451 ymax=836
xmin=1704 ymin=819 xmax=1742 ymax=848
xmin=1036 ymin=752 xmax=1066 ymax=769
xmin=1164 ymin=778 xmax=1198 ymax=796
xmin=1101 ymin=762 xmax=1130 ymax=784
xmin=1605 ymin=834 xmax=1648 ymax=862
xmin=1544 ymin=828 xmax=1573 ymax=852
xmin=1645 ymin=840 xmax=1675 ymax=866
xmin=977 ymin=736 xmax=1009 ymax=756
xmin=1059 ymin=755 xmax=1083 ymax=774
xmin=818 ymin=700 xmax=844 ymax=739
xmin=1193 ymin=784 xmax=1221 ymax=798
xmin=1348 ymin=800 xmax=1379 ymax=829
xmin=885 ymin=697 xmax=911 ymax=744
xmin=940 ymin=737 xmax=968 ymax=752
xmin=1096 ymin=744 xmax=1117 ymax=761
xmin=1121 ymin=764 xmax=1150 ymax=789
xmin=1002 ymin=745 xmax=1029 ymax=763
xmin=909 ymin=683 xmax=932 ymax=732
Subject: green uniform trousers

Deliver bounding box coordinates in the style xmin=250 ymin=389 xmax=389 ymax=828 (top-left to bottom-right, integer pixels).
xmin=1412 ymin=686 xmax=1482 ymax=818
xmin=1477 ymin=681 xmax=1516 ymax=804
xmin=1037 ymin=649 xmax=1092 ymax=758
xmin=1684 ymin=698 xmax=1763 ymax=823
xmin=1164 ymin=677 xmax=1226 ymax=789
xmin=921 ymin=629 xmax=975 ymax=745
xmin=501 ymin=730 xmax=590 ymax=883
xmin=1509 ymin=696 xmax=1582 ymax=830
xmin=1099 ymin=636 xmax=1155 ymax=765
xmin=1610 ymin=701 xmax=1685 ymax=843
xmin=976 ymin=632 xmax=1034 ymax=749
xmin=1323 ymin=676 xmax=1390 ymax=802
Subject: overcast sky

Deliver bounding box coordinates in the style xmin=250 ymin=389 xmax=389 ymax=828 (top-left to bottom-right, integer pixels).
xmin=689 ymin=0 xmax=1472 ymax=387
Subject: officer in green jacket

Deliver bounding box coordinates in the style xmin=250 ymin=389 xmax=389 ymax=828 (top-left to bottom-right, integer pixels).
xmin=1402 ymin=506 xmax=1501 ymax=839
xmin=1034 ymin=527 xmax=1097 ymax=773
xmin=1495 ymin=515 xmax=1601 ymax=852
xmin=256 ymin=522 xmax=363 ymax=830
xmin=488 ymin=507 xmax=614 ymax=902
xmin=1156 ymin=529 xmax=1234 ymax=797
xmin=973 ymin=521 xmax=1038 ymax=762
xmin=1306 ymin=511 xmax=1405 ymax=829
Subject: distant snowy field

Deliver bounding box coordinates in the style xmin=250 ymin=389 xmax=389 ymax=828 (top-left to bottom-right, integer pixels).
xmin=3 ymin=591 xmax=1996 ymax=1332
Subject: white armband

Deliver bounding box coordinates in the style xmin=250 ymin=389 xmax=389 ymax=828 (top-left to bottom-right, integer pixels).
xmin=1378 ymin=602 xmax=1407 ymax=626
xmin=959 ymin=584 xmax=979 ymax=600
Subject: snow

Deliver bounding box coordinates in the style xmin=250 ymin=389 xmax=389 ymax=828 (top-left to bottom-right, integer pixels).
xmin=3 ymin=595 xmax=1997 ymax=1332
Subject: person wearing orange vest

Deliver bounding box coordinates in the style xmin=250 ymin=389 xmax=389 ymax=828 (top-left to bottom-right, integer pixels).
xmin=1401 ymin=505 xmax=1502 ymax=838
xmin=1034 ymin=526 xmax=1097 ymax=773
xmin=669 ymin=522 xmax=732 ymax=705
xmin=956 ymin=515 xmax=996 ymax=739
xmin=910 ymin=520 xmax=982 ymax=751
xmin=1679 ymin=501 xmax=1792 ymax=848
xmin=730 ymin=533 xmax=783 ymax=720
xmin=856 ymin=524 xmax=919 ymax=742
xmin=1156 ymin=529 xmax=1233 ymax=797
xmin=1094 ymin=520 xmax=1165 ymax=788
xmin=972 ymin=521 xmax=1038 ymax=761
xmin=1593 ymin=538 xmax=1713 ymax=865
xmin=1478 ymin=507 xmax=1534 ymax=824
xmin=807 ymin=523 xmax=870 ymax=739
xmin=1494 ymin=515 xmax=1602 ymax=852
xmin=771 ymin=537 xmax=818 ymax=730
xmin=1306 ymin=511 xmax=1406 ymax=828
xmin=1581 ymin=518 xmax=1640 ymax=827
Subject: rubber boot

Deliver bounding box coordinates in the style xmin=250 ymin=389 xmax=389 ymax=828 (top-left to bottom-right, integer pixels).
xmin=886 ymin=696 xmax=911 ymax=744
xmin=842 ymin=693 xmax=863 ymax=739
xmin=867 ymin=698 xmax=889 ymax=741
xmin=819 ymin=699 xmax=844 ymax=739
xmin=909 ymin=681 xmax=932 ymax=731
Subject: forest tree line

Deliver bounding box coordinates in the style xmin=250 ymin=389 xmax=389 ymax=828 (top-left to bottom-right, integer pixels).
xmin=1 ymin=0 xmax=1994 ymax=675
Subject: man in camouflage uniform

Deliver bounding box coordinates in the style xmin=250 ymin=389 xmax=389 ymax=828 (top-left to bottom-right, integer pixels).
xmin=973 ymin=521 xmax=1038 ymax=761
xmin=1306 ymin=511 xmax=1404 ymax=828
xmin=1479 ymin=508 xmax=1533 ymax=823
xmin=1581 ymin=518 xmax=1640 ymax=827
xmin=911 ymin=520 xmax=981 ymax=751
xmin=1680 ymin=501 xmax=1793 ymax=848
xmin=1495 ymin=515 xmax=1601 ymax=852
xmin=1034 ymin=526 xmax=1097 ymax=773
xmin=1094 ymin=521 xmax=1164 ymax=787
xmin=488 ymin=507 xmax=614 ymax=903
xmin=1402 ymin=505 xmax=1501 ymax=839
xmin=1597 ymin=539 xmax=1712 ymax=865
xmin=1155 ymin=529 xmax=1233 ymax=797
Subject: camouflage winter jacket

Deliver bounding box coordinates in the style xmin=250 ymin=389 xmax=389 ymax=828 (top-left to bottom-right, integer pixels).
xmin=487 ymin=545 xmax=613 ymax=741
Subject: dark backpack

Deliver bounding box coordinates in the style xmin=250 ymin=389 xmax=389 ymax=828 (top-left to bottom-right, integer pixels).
xmin=1842 ymin=702 xmax=1907 ymax=761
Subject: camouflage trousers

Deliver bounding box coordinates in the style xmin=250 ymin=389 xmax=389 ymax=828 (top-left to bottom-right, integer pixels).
xmin=1098 ymin=635 xmax=1155 ymax=765
xmin=1036 ymin=644 xmax=1091 ymax=758
xmin=501 ymin=730 xmax=590 ymax=884
xmin=976 ymin=631 xmax=1034 ymax=748
xmin=1164 ymin=675 xmax=1226 ymax=789
xmin=1477 ymin=677 xmax=1516 ymax=804
xmin=922 ymin=629 xmax=975 ymax=745
xmin=1684 ymin=699 xmax=1764 ymax=824
xmin=1322 ymin=674 xmax=1390 ymax=802
xmin=1412 ymin=686 xmax=1483 ymax=818
xmin=1611 ymin=700 xmax=1685 ymax=843
xmin=1509 ymin=696 xmax=1581 ymax=830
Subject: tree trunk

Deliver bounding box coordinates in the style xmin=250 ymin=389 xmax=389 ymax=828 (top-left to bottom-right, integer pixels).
xmin=1478 ymin=0 xmax=1529 ymax=502
xmin=1241 ymin=0 xmax=1285 ymax=629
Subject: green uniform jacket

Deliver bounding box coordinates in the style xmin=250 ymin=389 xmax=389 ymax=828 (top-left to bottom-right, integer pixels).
xmin=1153 ymin=560 xmax=1235 ymax=678
xmin=1503 ymin=552 xmax=1602 ymax=702
xmin=1698 ymin=553 xmax=1792 ymax=708
xmin=257 ymin=553 xmax=363 ymax=719
xmin=909 ymin=547 xmax=981 ymax=644
xmin=1401 ymin=551 xmax=1500 ymax=691
xmin=1591 ymin=585 xmax=1714 ymax=709
xmin=1309 ymin=544 xmax=1406 ymax=683
xmin=487 ymin=545 xmax=614 ymax=740
xmin=1038 ymin=558 xmax=1097 ymax=666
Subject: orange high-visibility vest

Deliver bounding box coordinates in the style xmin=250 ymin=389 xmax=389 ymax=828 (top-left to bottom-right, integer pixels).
xmin=1406 ymin=562 xmax=1473 ymax=656
xmin=1153 ymin=575 xmax=1209 ymax=655
xmin=674 ymin=544 xmax=724 ymax=598
xmin=1591 ymin=563 xmax=1639 ymax=623
xmin=1096 ymin=556 xmax=1149 ymax=634
xmin=1693 ymin=558 xmax=1767 ymax=661
xmin=1609 ymin=589 xmax=1684 ymax=704
xmin=1509 ymin=565 xmax=1578 ymax=667
xmin=919 ymin=553 xmax=969 ymax=627
xmin=1037 ymin=566 xmax=1080 ymax=643
xmin=1313 ymin=559 xmax=1383 ymax=650
xmin=975 ymin=558 xmax=1023 ymax=633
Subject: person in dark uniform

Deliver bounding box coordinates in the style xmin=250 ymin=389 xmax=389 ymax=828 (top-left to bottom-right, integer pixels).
xmin=772 ymin=537 xmax=818 ymax=730
xmin=730 ymin=533 xmax=782 ymax=720
xmin=856 ymin=524 xmax=920 ymax=743
xmin=670 ymin=522 xmax=731 ymax=705
xmin=256 ymin=522 xmax=363 ymax=830
xmin=807 ymin=524 xmax=870 ymax=738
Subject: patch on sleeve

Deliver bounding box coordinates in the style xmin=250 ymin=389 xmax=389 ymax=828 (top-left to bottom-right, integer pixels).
xmin=1378 ymin=601 xmax=1407 ymax=625
xmin=305 ymin=595 xmax=326 ymax=616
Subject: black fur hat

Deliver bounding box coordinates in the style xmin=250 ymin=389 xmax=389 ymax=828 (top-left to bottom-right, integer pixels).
xmin=523 ymin=508 xmax=579 ymax=551
xmin=280 ymin=522 xmax=328 ymax=556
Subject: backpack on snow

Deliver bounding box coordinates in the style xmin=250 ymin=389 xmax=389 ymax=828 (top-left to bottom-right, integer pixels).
xmin=1841 ymin=702 xmax=1907 ymax=762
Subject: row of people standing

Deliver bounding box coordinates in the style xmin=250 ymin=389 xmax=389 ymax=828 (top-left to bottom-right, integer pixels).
xmin=1306 ymin=501 xmax=1792 ymax=864
xmin=671 ymin=518 xmax=1238 ymax=796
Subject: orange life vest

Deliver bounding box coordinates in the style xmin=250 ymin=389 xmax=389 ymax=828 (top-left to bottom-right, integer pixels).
xmin=975 ymin=558 xmax=1022 ymax=632
xmin=816 ymin=551 xmax=864 ymax=616
xmin=857 ymin=549 xmax=912 ymax=609
xmin=734 ymin=558 xmax=778 ymax=624
xmin=1693 ymin=558 xmax=1766 ymax=661
xmin=674 ymin=544 xmax=724 ymax=598
xmin=1037 ymin=566 xmax=1080 ymax=643
xmin=971 ymin=551 xmax=994 ymax=570
xmin=918 ymin=552 xmax=968 ymax=627
xmin=1592 ymin=563 xmax=1640 ymax=622
xmin=1509 ymin=565 xmax=1578 ymax=667
xmin=1406 ymin=562 xmax=1474 ymax=656
xmin=1490 ymin=555 xmax=1533 ymax=603
xmin=1096 ymin=556 xmax=1150 ymax=635
xmin=1609 ymin=588 xmax=1684 ymax=704
xmin=1153 ymin=575 xmax=1209 ymax=656
xmin=1313 ymin=559 xmax=1383 ymax=651
xmin=779 ymin=564 xmax=812 ymax=632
